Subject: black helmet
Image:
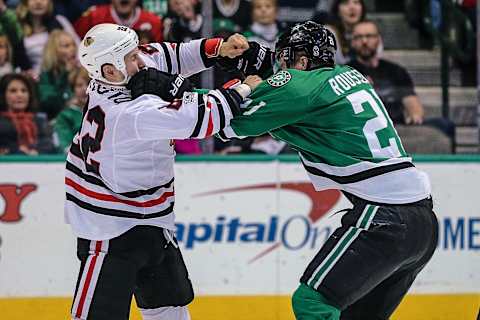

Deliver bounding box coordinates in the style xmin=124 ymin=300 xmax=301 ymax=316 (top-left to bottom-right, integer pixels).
xmin=275 ymin=21 xmax=337 ymax=70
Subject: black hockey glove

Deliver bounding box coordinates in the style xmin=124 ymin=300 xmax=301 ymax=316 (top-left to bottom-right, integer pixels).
xmin=127 ymin=68 xmax=193 ymax=101
xmin=216 ymin=41 xmax=275 ymax=78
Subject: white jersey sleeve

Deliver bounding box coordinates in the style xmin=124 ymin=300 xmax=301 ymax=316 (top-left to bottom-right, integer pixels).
xmin=140 ymin=38 xmax=221 ymax=77
xmin=120 ymin=89 xmax=237 ymax=140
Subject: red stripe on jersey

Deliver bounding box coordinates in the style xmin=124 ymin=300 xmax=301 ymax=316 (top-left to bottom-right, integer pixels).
xmin=222 ymin=79 xmax=241 ymax=89
xmin=205 ymin=100 xmax=214 ymax=137
xmin=65 ymin=178 xmax=174 ymax=208
xmin=204 ymin=38 xmax=222 ymax=58
xmin=75 ymin=241 xmax=102 ymax=318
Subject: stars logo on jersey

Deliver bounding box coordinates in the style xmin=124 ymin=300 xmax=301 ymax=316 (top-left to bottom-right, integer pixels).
xmin=267 ymin=71 xmax=291 ymax=87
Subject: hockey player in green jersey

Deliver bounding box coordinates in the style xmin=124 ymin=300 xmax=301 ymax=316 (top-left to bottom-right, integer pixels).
xmin=217 ymin=21 xmax=438 ymax=320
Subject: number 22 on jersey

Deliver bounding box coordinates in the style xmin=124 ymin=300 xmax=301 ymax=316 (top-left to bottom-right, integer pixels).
xmin=72 ymin=106 xmax=106 ymax=175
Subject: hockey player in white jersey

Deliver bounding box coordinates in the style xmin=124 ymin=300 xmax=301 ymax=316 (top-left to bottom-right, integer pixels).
xmin=66 ymin=24 xmax=260 ymax=320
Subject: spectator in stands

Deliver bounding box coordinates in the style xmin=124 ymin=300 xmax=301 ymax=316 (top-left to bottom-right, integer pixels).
xmin=16 ymin=0 xmax=79 ymax=77
xmin=0 ymin=73 xmax=55 ymax=154
xmin=244 ymin=0 xmax=286 ymax=50
xmin=74 ymin=0 xmax=163 ymax=42
xmin=326 ymin=0 xmax=366 ymax=61
xmin=143 ymin=0 xmax=169 ymax=18
xmin=0 ymin=0 xmax=32 ymax=71
xmin=0 ymin=112 xmax=19 ymax=154
xmin=163 ymin=0 xmax=202 ymax=42
xmin=0 ymin=35 xmax=13 ymax=77
xmin=54 ymin=67 xmax=87 ymax=153
xmin=213 ymin=0 xmax=251 ymax=34
xmin=455 ymin=0 xmax=476 ymax=86
xmin=348 ymin=20 xmax=424 ymax=124
xmin=38 ymin=29 xmax=77 ymax=120
xmin=53 ymin=0 xmax=108 ymax=23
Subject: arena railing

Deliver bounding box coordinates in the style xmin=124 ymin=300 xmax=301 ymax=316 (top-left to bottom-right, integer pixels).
xmin=408 ymin=0 xmax=476 ymax=119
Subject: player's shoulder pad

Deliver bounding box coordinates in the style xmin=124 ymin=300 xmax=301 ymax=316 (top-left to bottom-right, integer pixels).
xmin=266 ymin=70 xmax=292 ymax=88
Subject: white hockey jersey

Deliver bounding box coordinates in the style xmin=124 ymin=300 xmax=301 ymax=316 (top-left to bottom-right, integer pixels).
xmin=65 ymin=39 xmax=238 ymax=240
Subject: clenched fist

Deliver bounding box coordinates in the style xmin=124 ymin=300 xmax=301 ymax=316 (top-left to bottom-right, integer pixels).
xmin=219 ymin=33 xmax=249 ymax=58
xmin=216 ymin=41 xmax=274 ymax=78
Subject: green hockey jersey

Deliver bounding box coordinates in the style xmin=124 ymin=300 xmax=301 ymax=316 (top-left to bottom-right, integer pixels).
xmin=220 ymin=65 xmax=431 ymax=204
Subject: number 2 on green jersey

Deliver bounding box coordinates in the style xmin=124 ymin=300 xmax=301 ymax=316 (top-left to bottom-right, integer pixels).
xmin=347 ymin=89 xmax=402 ymax=158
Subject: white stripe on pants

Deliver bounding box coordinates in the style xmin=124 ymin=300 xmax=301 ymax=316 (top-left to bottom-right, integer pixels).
xmin=71 ymin=240 xmax=109 ymax=320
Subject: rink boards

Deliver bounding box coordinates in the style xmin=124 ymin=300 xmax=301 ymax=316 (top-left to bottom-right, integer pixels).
xmin=0 ymin=155 xmax=479 ymax=319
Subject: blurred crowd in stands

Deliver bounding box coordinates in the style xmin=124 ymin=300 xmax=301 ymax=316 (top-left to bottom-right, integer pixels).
xmin=0 ymin=0 xmax=476 ymax=156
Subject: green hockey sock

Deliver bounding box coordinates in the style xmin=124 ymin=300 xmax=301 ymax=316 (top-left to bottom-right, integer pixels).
xmin=291 ymin=283 xmax=341 ymax=320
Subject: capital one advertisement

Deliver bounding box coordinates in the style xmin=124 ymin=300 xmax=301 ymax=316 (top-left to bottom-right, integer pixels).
xmin=0 ymin=161 xmax=479 ymax=299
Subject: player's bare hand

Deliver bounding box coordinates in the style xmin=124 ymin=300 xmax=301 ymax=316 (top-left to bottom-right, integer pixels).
xmin=243 ymin=75 xmax=262 ymax=91
xmin=220 ymin=34 xmax=249 ymax=58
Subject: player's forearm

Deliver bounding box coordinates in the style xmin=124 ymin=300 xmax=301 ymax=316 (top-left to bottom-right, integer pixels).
xmin=169 ymin=38 xmax=224 ymax=77
xmin=130 ymin=87 xmax=245 ymax=141
xmin=164 ymin=34 xmax=249 ymax=77
xmin=127 ymin=68 xmax=252 ymax=140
